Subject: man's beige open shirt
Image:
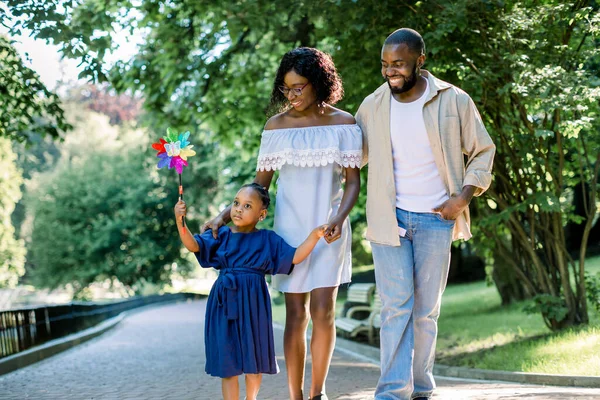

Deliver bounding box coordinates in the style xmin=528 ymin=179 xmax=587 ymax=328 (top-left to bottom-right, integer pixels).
xmin=356 ymin=70 xmax=496 ymax=246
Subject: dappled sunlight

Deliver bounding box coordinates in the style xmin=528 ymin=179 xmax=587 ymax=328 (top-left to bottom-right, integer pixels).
xmin=435 ymin=266 xmax=600 ymax=375
xmin=438 ymin=331 xmax=528 ymax=359
xmin=520 ymin=327 xmax=600 ymax=375
xmin=441 ymin=281 xmax=503 ymax=317
xmin=438 ymin=310 xmax=547 ymax=356
xmin=438 ymin=280 xmax=549 ymax=357
xmin=532 ymin=328 xmax=600 ymax=355
xmin=439 ymin=325 xmax=600 ymax=376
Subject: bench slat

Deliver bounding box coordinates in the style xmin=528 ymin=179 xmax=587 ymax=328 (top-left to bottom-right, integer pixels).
xmin=345 ymin=283 xmax=375 ymax=304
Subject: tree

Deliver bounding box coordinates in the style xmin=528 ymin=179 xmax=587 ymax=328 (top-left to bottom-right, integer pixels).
xmin=9 ymin=0 xmax=599 ymax=328
xmin=0 ymin=35 xmax=70 ymax=142
xmin=11 ymin=131 xmax=62 ymax=240
xmin=23 ymin=102 xmax=222 ymax=295
xmin=422 ymin=1 xmax=600 ymax=330
xmin=0 ymin=137 xmax=26 ymax=287
xmin=27 ymin=149 xmax=188 ymax=294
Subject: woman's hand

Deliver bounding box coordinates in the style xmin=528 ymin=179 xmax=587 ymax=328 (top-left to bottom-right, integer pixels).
xmin=323 ymin=166 xmax=359 ymax=244
xmin=200 ymin=216 xmax=226 ymax=239
xmin=324 ymin=216 xmax=344 ymax=244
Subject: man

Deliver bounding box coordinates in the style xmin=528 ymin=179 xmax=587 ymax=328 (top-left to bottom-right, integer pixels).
xmin=355 ymin=28 xmax=495 ymax=400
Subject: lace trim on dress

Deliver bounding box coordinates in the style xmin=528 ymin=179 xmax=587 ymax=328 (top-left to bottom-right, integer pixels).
xmin=257 ymin=147 xmax=362 ymax=171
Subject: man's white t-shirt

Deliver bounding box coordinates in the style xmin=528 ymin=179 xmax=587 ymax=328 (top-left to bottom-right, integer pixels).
xmin=390 ymin=80 xmax=449 ymax=212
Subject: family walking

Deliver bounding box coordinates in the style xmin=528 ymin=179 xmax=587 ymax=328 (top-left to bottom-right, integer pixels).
xmin=174 ymin=28 xmax=495 ymax=400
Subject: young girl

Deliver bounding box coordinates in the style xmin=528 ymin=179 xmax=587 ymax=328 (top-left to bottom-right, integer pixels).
xmin=174 ymin=183 xmax=327 ymax=400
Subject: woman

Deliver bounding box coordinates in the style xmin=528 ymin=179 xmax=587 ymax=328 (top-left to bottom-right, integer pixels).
xmin=202 ymin=47 xmax=361 ymax=400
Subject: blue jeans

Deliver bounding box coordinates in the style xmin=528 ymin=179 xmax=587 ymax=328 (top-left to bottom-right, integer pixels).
xmin=372 ymin=208 xmax=454 ymax=400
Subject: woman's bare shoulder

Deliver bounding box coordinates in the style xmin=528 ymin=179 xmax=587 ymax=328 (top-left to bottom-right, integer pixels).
xmin=264 ymin=113 xmax=291 ymax=130
xmin=326 ymin=106 xmax=356 ymax=125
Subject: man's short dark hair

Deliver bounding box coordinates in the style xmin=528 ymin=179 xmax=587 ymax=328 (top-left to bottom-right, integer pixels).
xmin=384 ymin=28 xmax=425 ymax=56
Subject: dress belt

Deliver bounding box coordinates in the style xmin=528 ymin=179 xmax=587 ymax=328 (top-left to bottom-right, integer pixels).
xmin=216 ymin=267 xmax=265 ymax=320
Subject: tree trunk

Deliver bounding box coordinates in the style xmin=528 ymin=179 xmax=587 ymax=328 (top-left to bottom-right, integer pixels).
xmin=492 ymin=254 xmax=529 ymax=305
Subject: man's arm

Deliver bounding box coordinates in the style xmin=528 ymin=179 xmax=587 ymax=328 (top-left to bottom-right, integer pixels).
xmin=433 ymin=92 xmax=495 ymax=220
xmin=458 ymin=92 xmax=496 ymax=197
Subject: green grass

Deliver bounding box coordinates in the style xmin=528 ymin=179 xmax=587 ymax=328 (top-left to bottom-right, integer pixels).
xmin=437 ymin=255 xmax=600 ymax=375
xmin=271 ymin=256 xmax=600 ymax=375
xmin=436 ymin=281 xmax=549 ymax=359
xmin=444 ymin=325 xmax=600 ymax=375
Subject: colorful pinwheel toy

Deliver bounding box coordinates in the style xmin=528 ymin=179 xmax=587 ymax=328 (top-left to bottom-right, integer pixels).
xmin=152 ymin=127 xmax=196 ymax=233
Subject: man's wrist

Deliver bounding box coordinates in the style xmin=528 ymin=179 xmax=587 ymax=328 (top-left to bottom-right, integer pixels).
xmin=459 ymin=185 xmax=476 ymax=204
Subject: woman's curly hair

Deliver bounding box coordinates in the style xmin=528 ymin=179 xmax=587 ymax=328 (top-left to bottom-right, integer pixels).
xmin=267 ymin=47 xmax=344 ymax=116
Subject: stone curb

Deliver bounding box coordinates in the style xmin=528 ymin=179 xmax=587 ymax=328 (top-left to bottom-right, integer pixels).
xmin=276 ymin=322 xmax=600 ymax=389
xmin=0 ymin=300 xmax=187 ymax=377
xmin=433 ymin=364 xmax=600 ymax=388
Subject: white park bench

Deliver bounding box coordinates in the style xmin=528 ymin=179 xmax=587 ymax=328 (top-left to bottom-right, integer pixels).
xmin=335 ymin=283 xmax=382 ymax=344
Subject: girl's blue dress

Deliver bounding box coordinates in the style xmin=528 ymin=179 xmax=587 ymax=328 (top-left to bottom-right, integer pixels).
xmin=194 ymin=226 xmax=296 ymax=378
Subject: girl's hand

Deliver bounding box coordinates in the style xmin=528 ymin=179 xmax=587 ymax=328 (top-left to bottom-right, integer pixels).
xmin=200 ymin=216 xmax=226 ymax=239
xmin=174 ymin=200 xmax=187 ymax=220
xmin=324 ymin=216 xmax=343 ymax=243
xmin=313 ymin=224 xmax=328 ymax=238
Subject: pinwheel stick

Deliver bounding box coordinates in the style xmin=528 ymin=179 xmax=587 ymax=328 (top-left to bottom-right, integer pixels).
xmin=179 ymin=173 xmax=186 ymax=234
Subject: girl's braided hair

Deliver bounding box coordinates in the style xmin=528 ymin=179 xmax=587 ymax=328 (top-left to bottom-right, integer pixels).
xmin=240 ymin=183 xmax=271 ymax=209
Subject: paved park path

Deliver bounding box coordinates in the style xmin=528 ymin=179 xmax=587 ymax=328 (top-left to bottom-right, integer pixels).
xmin=0 ymin=300 xmax=599 ymax=399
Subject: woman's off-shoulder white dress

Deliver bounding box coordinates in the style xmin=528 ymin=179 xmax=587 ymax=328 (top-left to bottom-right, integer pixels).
xmin=256 ymin=124 xmax=363 ymax=293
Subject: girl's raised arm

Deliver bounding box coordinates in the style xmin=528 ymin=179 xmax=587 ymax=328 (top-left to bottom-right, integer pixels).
xmin=293 ymin=225 xmax=327 ymax=264
xmin=175 ymin=200 xmax=200 ymax=252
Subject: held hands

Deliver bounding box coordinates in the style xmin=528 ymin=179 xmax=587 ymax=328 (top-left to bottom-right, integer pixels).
xmin=324 ymin=216 xmax=343 ymax=244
